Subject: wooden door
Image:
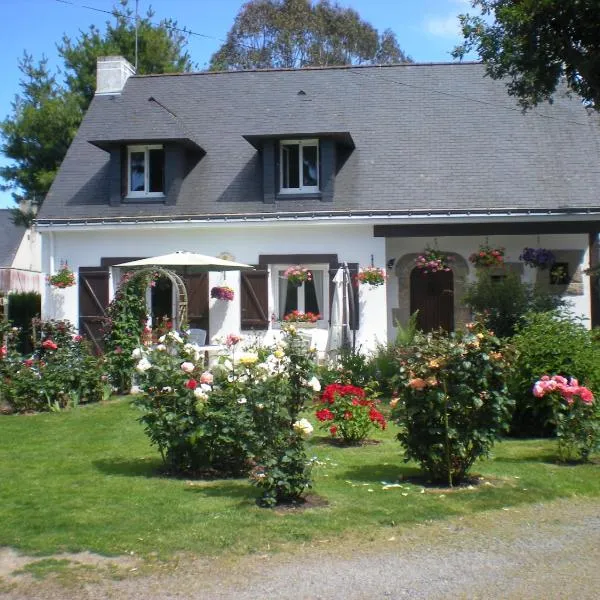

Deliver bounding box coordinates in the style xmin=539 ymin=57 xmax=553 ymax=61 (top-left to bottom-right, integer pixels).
xmin=410 ymin=268 xmax=454 ymax=332
xmin=78 ymin=267 xmax=109 ymax=353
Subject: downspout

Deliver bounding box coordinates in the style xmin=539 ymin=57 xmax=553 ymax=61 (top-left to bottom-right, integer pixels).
xmin=48 ymin=231 xmax=55 ymax=276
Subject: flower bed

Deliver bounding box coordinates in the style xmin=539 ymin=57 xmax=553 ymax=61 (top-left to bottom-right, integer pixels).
xmin=283 ymin=310 xmax=320 ymax=324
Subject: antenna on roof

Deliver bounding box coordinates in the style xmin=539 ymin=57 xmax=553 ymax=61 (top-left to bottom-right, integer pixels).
xmin=134 ymin=0 xmax=139 ymax=71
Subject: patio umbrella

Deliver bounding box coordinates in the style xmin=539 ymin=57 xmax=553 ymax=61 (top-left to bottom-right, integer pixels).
xmin=326 ymin=266 xmax=349 ymax=355
xmin=116 ymin=251 xmax=254 ymax=271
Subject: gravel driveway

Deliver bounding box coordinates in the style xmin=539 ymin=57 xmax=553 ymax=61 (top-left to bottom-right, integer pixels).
xmin=3 ymin=496 xmax=599 ymax=599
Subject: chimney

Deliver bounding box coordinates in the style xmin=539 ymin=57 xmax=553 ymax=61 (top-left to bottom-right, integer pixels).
xmin=96 ymin=56 xmax=136 ymax=95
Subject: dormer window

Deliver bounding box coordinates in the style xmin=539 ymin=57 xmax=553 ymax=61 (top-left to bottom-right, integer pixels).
xmin=127 ymin=144 xmax=165 ymax=198
xmin=280 ymin=139 xmax=319 ymax=193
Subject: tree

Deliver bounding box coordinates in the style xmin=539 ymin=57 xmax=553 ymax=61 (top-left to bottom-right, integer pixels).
xmin=453 ymin=0 xmax=600 ymax=111
xmin=1 ymin=0 xmax=193 ymax=222
xmin=209 ymin=0 xmax=411 ymax=71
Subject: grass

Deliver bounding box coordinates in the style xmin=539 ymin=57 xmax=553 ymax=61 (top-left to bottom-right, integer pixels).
xmin=0 ymin=398 xmax=599 ymax=560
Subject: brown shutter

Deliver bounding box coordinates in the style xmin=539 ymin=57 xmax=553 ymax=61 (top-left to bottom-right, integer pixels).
xmin=241 ymin=267 xmax=269 ymax=330
xmin=78 ymin=267 xmax=109 ymax=353
xmin=183 ymin=272 xmax=209 ymax=332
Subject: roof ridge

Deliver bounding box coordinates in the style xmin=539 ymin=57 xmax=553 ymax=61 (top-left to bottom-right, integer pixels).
xmin=131 ymin=61 xmax=482 ymax=80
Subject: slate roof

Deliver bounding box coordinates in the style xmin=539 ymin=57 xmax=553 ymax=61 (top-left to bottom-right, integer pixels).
xmin=0 ymin=210 xmax=25 ymax=267
xmin=38 ymin=62 xmax=600 ymax=223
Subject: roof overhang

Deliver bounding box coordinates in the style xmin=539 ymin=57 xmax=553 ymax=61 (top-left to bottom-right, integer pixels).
xmin=243 ymin=131 xmax=355 ymax=150
xmin=88 ymin=137 xmax=204 ymax=153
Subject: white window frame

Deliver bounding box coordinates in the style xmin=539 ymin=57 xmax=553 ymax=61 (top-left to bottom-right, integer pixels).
xmin=279 ymin=139 xmax=319 ymax=194
xmin=271 ymin=263 xmax=329 ymax=326
xmin=127 ymin=144 xmax=165 ymax=198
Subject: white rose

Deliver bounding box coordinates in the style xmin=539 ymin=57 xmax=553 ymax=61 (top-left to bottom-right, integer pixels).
xmin=168 ymin=331 xmax=183 ymax=343
xmin=194 ymin=388 xmax=208 ymax=400
xmin=156 ymin=344 xmax=167 ymax=352
xmin=158 ymin=335 xmax=166 ymax=343
xmin=293 ymin=418 xmax=314 ymax=439
xmin=135 ymin=358 xmax=152 ymax=373
xmin=161 ymin=386 xmax=172 ymax=393
xmin=180 ymin=361 xmax=195 ymax=373
xmin=237 ymin=397 xmax=247 ymax=404
xmin=308 ymin=376 xmax=321 ymax=392
xmin=200 ymin=383 xmax=212 ymax=392
xmin=131 ymin=347 xmax=143 ymax=359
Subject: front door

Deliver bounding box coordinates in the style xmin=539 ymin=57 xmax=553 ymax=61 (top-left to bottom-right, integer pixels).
xmin=410 ymin=268 xmax=454 ymax=332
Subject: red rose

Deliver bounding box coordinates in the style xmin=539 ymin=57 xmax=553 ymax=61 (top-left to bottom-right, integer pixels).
xmin=186 ymin=379 xmax=198 ymax=390
xmin=42 ymin=340 xmax=58 ymax=351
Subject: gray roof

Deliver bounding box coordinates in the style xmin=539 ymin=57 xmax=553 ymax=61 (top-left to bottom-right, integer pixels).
xmin=0 ymin=210 xmax=25 ymax=267
xmin=38 ymin=62 xmax=600 ymax=223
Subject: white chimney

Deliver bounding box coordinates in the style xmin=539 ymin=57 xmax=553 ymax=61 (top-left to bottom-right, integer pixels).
xmin=96 ymin=56 xmax=136 ymax=95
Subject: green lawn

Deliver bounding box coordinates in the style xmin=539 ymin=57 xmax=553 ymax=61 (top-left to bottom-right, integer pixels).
xmin=1 ymin=398 xmax=598 ymax=559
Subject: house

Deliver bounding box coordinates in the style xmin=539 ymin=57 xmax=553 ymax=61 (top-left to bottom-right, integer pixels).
xmin=35 ymin=56 xmax=600 ymax=351
xmin=0 ymin=209 xmax=41 ymax=308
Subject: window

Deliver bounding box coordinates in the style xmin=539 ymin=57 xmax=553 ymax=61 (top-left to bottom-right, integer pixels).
xmin=127 ymin=145 xmax=165 ymax=198
xmin=273 ymin=265 xmax=328 ymax=323
xmin=280 ymin=139 xmax=319 ymax=193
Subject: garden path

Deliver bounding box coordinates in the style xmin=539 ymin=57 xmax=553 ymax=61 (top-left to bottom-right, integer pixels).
xmin=3 ymin=496 xmax=599 ymax=599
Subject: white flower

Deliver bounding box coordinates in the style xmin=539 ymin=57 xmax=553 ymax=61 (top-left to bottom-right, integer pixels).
xmin=161 ymin=386 xmax=172 ymax=393
xmin=180 ymin=361 xmax=195 ymax=373
xmin=200 ymin=383 xmax=212 ymax=392
xmin=237 ymin=397 xmax=247 ymax=404
xmin=131 ymin=347 xmax=143 ymax=359
xmin=222 ymin=359 xmax=234 ymax=371
xmin=156 ymin=344 xmax=167 ymax=352
xmin=293 ymin=418 xmax=314 ymax=439
xmin=256 ymin=403 xmax=264 ymax=410
xmin=135 ymin=357 xmax=152 ymax=373
xmin=167 ymin=331 xmax=183 ymax=344
xmin=307 ymin=376 xmax=321 ymax=392
xmin=158 ymin=335 xmax=166 ymax=343
xmin=194 ymin=388 xmax=208 ymax=400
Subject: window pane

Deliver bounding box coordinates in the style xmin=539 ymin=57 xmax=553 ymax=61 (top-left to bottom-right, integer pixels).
xmin=149 ymin=149 xmax=165 ymax=193
xmin=130 ymin=151 xmax=145 ymax=192
xmin=302 ymin=144 xmax=318 ymax=187
xmin=282 ymin=144 xmax=299 ymax=188
xmin=304 ymin=277 xmax=320 ymax=315
xmin=283 ymin=281 xmax=299 ymax=317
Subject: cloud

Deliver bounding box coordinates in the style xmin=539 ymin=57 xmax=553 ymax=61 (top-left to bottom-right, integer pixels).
xmin=423 ymin=14 xmax=462 ymax=38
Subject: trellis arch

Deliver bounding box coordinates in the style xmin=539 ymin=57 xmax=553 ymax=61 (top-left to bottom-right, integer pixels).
xmin=124 ymin=267 xmax=188 ymax=330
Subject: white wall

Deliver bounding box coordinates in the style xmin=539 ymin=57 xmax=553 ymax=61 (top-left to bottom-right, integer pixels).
xmin=385 ymin=233 xmax=592 ymax=336
xmin=41 ymin=222 xmax=388 ymax=352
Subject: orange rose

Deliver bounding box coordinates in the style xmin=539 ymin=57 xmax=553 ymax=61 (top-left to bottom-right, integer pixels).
xmin=408 ymin=378 xmax=427 ymax=390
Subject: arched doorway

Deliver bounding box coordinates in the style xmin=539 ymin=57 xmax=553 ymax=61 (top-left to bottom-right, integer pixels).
xmin=410 ymin=267 xmax=454 ymax=332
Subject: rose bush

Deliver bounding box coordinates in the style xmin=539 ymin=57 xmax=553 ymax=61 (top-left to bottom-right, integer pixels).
xmin=390 ymin=322 xmax=514 ymax=486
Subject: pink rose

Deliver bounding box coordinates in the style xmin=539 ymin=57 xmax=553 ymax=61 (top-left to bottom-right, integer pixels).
xmin=180 ymin=361 xmax=195 ymax=373
xmin=200 ymin=372 xmax=213 ymax=385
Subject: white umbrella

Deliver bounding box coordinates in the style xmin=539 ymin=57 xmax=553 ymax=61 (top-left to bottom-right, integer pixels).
xmin=116 ymin=251 xmax=254 ymax=271
xmin=326 ymin=266 xmax=349 ymax=355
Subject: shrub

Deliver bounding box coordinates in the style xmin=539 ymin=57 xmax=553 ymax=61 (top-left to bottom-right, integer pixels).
xmin=1 ymin=319 xmax=107 ymax=413
xmin=509 ymin=311 xmax=600 ymax=437
xmin=6 ymin=292 xmax=40 ymax=353
xmin=390 ymin=322 xmax=514 ymax=485
xmin=315 ymin=383 xmax=386 ymax=443
xmin=463 ymin=268 xmax=564 ymax=338
xmin=532 ymin=375 xmax=600 ymax=462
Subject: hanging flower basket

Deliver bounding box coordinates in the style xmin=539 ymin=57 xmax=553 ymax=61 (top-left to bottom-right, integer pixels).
xmin=282 ymin=310 xmax=320 ymax=326
xmin=211 ymin=285 xmax=235 ymax=301
xmin=469 ymin=245 xmax=505 ymax=268
xmin=519 ymin=247 xmax=556 ymax=270
xmin=357 ymin=266 xmax=387 ymax=287
xmin=284 ymin=265 xmax=312 ymax=287
xmin=46 ymin=263 xmax=76 ymax=289
xmin=414 ymin=248 xmax=452 ymax=274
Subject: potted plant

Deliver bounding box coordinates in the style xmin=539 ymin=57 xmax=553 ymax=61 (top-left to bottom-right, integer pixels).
xmin=519 ymin=247 xmax=556 ymax=270
xmin=469 ymin=245 xmax=505 ymax=268
xmin=210 ymin=285 xmax=235 ymax=301
xmin=282 ymin=310 xmax=320 ymax=327
xmin=284 ymin=265 xmax=312 ymax=287
xmin=414 ymin=248 xmax=452 ymax=274
xmin=357 ymin=266 xmax=386 ymax=287
xmin=46 ymin=263 xmax=76 ymax=289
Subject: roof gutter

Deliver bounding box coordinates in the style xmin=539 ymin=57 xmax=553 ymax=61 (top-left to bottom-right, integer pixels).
xmin=35 ymin=207 xmax=600 ymax=233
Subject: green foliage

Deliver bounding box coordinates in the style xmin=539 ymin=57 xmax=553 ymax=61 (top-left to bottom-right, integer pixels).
xmin=509 ymin=311 xmax=600 ymax=437
xmin=1 ymin=319 xmax=106 ymax=413
xmin=555 ymin=398 xmax=600 ymax=462
xmin=391 ymin=322 xmax=514 ymax=485
xmin=104 ymin=271 xmax=150 ymax=393
xmin=6 ymin=292 xmax=40 ymax=353
xmin=453 ymin=0 xmax=600 ymax=110
xmin=210 ymin=0 xmax=411 ymax=71
xmin=463 ymin=268 xmax=563 ymax=338
xmin=1 ymin=0 xmax=192 ymax=218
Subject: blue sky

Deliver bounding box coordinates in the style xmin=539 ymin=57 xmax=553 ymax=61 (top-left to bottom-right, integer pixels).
xmin=0 ymin=0 xmax=475 ymax=208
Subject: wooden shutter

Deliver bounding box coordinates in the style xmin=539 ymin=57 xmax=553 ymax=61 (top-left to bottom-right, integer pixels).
xmin=183 ymin=272 xmax=209 ymax=332
xmin=241 ymin=267 xmax=269 ymax=330
xmin=78 ymin=267 xmax=109 ymax=353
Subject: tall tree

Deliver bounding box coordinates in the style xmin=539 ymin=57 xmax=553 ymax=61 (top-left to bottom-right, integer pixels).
xmin=0 ymin=0 xmax=193 ymax=222
xmin=453 ymin=0 xmax=600 ymax=111
xmin=210 ymin=0 xmax=411 ymax=71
